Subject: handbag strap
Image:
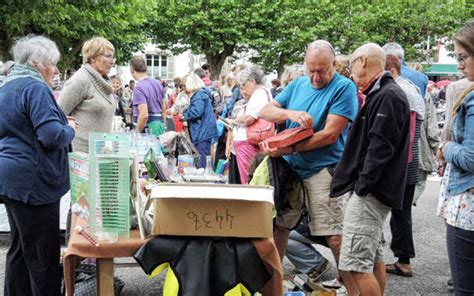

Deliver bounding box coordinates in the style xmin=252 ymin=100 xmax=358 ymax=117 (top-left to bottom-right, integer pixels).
xmin=257 ymin=86 xmax=272 ymax=103
xmin=243 ymin=86 xmax=272 ymax=114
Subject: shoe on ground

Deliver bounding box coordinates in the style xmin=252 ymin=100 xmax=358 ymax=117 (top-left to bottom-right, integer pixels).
xmin=447 ymin=278 xmax=454 ymax=292
xmin=321 ymin=278 xmax=343 ymax=289
xmin=308 ymin=258 xmax=332 ymax=283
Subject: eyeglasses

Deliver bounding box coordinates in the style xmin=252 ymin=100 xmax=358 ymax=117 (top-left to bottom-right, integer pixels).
xmin=101 ymin=54 xmax=115 ymax=60
xmin=348 ymin=56 xmax=363 ymax=72
xmin=456 ymin=53 xmax=471 ymax=66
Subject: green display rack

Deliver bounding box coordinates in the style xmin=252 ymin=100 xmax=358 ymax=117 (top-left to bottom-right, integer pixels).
xmin=68 ymin=152 xmax=89 ymax=204
xmin=89 ymin=132 xmax=131 ymax=238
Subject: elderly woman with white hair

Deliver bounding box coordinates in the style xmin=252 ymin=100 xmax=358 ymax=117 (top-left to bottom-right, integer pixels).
xmin=182 ymin=73 xmax=218 ymax=168
xmin=0 ymin=35 xmax=77 ymax=295
xmin=227 ymin=64 xmax=273 ymax=184
xmin=59 ymin=36 xmax=116 ymax=152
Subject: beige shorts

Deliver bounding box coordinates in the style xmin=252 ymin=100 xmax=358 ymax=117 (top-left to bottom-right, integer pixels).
xmin=304 ymin=168 xmax=346 ymax=236
xmin=339 ymin=193 xmax=391 ymax=273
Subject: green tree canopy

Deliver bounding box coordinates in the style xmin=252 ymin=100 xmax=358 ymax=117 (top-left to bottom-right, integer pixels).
xmin=149 ymin=0 xmax=279 ymax=79
xmin=248 ymin=0 xmax=473 ymax=78
xmin=0 ymin=0 xmax=152 ymax=72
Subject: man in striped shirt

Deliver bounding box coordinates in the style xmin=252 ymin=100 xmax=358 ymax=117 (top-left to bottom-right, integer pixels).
xmin=384 ymin=54 xmax=425 ymax=278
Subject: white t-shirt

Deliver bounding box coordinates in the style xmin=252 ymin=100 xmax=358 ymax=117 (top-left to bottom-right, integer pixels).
xmin=232 ymin=87 xmax=271 ymax=141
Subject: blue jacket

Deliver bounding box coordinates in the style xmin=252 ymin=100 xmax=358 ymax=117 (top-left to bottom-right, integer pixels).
xmin=401 ymin=62 xmax=428 ymax=97
xmin=0 ymin=78 xmax=74 ymax=205
xmin=444 ymin=90 xmax=474 ymax=196
xmin=183 ymin=88 xmax=218 ymax=144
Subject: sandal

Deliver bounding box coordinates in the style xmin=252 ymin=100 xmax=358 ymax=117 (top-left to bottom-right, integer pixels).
xmin=385 ymin=263 xmax=413 ymax=277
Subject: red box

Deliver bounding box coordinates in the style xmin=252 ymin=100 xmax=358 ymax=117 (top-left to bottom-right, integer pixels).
xmin=261 ymin=127 xmax=313 ymax=149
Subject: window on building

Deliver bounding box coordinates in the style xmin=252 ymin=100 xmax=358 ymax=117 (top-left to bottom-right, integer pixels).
xmin=145 ymin=54 xmax=173 ymax=81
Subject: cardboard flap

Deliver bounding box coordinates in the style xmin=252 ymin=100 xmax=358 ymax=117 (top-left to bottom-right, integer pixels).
xmin=151 ymin=183 xmax=274 ymax=205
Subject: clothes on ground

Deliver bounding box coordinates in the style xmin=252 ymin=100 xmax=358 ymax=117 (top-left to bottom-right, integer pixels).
xmin=330 ymin=72 xmax=411 ymax=210
xmin=134 ymin=236 xmax=281 ymax=296
xmin=275 ymin=73 xmax=358 ymax=179
xmin=58 ymin=63 xmax=114 ymax=153
xmin=132 ymin=77 xmax=165 ymax=118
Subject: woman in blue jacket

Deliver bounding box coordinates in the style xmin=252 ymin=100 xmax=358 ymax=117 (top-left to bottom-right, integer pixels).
xmin=183 ymin=73 xmax=218 ymax=168
xmin=437 ymin=20 xmax=474 ymax=296
xmin=0 ymin=36 xmax=76 ymax=295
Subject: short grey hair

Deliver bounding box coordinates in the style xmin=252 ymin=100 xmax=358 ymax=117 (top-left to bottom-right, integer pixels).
xmin=236 ymin=64 xmax=265 ymax=85
xmin=185 ymin=73 xmax=205 ymax=93
xmin=382 ymin=42 xmax=405 ymax=60
xmin=12 ymin=35 xmax=60 ymax=69
xmin=193 ymin=68 xmax=206 ymax=79
xmin=282 ymin=64 xmax=305 ymax=86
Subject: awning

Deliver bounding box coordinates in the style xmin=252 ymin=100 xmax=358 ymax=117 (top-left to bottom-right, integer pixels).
xmin=422 ymin=63 xmax=462 ymax=76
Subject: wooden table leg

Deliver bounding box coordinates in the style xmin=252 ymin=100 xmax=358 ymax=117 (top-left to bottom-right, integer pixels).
xmin=63 ymin=255 xmax=82 ymax=296
xmin=96 ymin=258 xmax=114 ymax=296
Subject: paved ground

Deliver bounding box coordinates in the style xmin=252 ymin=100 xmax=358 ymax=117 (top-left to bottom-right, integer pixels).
xmin=0 ymin=179 xmax=453 ymax=295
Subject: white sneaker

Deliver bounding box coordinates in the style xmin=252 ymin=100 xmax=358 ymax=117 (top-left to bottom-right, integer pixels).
xmin=321 ymin=278 xmax=343 ymax=289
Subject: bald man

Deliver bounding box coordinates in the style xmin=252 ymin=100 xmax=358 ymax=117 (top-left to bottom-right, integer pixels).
xmin=260 ymin=40 xmax=358 ymax=293
xmin=330 ymin=43 xmax=411 ymax=295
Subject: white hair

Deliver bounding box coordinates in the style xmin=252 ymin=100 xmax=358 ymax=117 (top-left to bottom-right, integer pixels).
xmin=12 ymin=35 xmax=60 ymax=69
xmin=185 ymin=73 xmax=205 ymax=93
xmin=382 ymin=42 xmax=405 ymax=60
xmin=307 ymin=40 xmax=336 ymax=58
xmin=236 ymin=64 xmax=265 ymax=85
xmin=282 ymin=64 xmax=305 ymax=86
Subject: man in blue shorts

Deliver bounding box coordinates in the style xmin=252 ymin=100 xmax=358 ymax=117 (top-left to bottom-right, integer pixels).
xmin=260 ymin=40 xmax=359 ymax=294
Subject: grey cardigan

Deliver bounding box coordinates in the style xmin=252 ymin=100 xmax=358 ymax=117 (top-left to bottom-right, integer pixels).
xmin=58 ymin=64 xmax=115 ymax=153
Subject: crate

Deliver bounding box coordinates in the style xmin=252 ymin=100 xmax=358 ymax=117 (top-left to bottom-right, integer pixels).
xmin=89 ymin=132 xmax=131 ymax=238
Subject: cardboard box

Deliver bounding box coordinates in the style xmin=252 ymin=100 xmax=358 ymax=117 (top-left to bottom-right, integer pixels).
xmin=151 ymin=183 xmax=274 ymax=238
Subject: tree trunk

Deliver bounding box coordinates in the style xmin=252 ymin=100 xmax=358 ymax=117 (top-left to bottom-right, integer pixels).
xmin=0 ymin=31 xmax=13 ymax=61
xmin=276 ymin=53 xmax=287 ymax=79
xmin=205 ymin=44 xmax=235 ymax=81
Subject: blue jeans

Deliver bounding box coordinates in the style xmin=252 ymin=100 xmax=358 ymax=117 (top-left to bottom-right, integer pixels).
xmin=446 ymin=223 xmax=474 ymax=295
xmin=286 ymin=230 xmax=325 ymax=274
xmin=194 ymin=140 xmax=211 ymax=169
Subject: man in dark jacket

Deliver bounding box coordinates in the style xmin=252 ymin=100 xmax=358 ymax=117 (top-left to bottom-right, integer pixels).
xmin=330 ymin=43 xmax=411 ymax=296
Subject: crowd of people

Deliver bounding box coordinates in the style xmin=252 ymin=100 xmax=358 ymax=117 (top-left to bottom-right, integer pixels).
xmin=0 ymin=19 xmax=472 ymax=295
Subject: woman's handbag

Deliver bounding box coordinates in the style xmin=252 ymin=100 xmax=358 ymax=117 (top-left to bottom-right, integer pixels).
xmin=246 ymin=88 xmax=276 ymax=145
